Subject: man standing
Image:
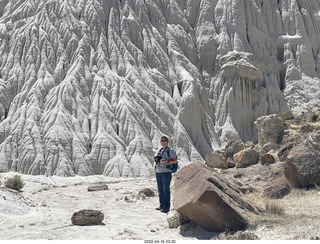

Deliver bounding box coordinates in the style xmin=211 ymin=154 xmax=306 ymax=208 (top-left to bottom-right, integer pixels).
xmin=154 ymin=136 xmax=177 ymax=213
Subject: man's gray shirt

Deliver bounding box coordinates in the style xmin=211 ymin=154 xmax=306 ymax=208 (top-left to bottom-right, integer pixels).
xmin=155 ymin=147 xmax=177 ymax=173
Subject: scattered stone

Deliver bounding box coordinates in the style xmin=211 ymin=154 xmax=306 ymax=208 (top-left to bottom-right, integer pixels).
xmin=254 ymin=114 xmax=285 ymax=146
xmin=225 ymin=140 xmax=244 ymax=158
xmin=260 ymin=154 xmax=276 ymax=165
xmin=174 ymin=161 xmax=262 ymax=232
xmin=285 ymin=131 xmax=320 ymax=188
xmin=233 ymin=172 xmax=243 ymax=178
xmin=263 ymin=183 xmax=291 ymax=199
xmin=309 ymin=108 xmax=320 ymax=122
xmin=138 ymin=188 xmax=155 ymax=197
xmin=71 ymin=209 xmax=104 ymax=226
xmin=278 ymin=143 xmax=295 ymax=161
xmin=227 ymin=159 xmax=236 ymax=168
xmin=300 ymin=124 xmax=315 ymax=133
xmin=87 ymin=183 xmax=108 ymax=192
xmin=150 ymin=229 xmax=156 ymax=233
xmin=233 ymin=149 xmax=259 ymax=168
xmin=205 ymin=151 xmax=228 ymax=169
xmin=243 ymin=141 xmax=255 ymax=149
xmin=261 ymin=142 xmax=278 ymax=153
xmin=227 ymin=231 xmax=260 ymax=240
xmin=167 ymin=210 xmax=190 ymax=229
xmin=279 ymin=111 xmax=294 ymax=121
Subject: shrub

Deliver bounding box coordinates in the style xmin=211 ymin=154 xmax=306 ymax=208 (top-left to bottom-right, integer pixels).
xmin=265 ymin=201 xmax=285 ymax=215
xmin=4 ymin=175 xmax=25 ymax=191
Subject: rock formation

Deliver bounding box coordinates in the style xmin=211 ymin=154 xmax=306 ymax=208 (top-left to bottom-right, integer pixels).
xmin=174 ymin=161 xmax=261 ymax=232
xmin=0 ymin=0 xmax=320 ymax=177
xmin=285 ymin=131 xmax=320 ymax=188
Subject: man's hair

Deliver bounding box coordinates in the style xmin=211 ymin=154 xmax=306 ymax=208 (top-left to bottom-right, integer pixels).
xmin=161 ymin=136 xmax=169 ymax=142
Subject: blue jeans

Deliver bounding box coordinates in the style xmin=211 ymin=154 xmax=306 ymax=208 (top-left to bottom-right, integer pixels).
xmin=156 ymin=172 xmax=172 ymax=210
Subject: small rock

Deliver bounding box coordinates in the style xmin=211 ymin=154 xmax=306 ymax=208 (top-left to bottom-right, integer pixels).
xmin=278 ymin=143 xmax=295 ymax=161
xmin=279 ymin=111 xmax=294 ymax=121
xmin=260 ymin=154 xmax=276 ymax=165
xmin=205 ymin=152 xmax=228 ymax=169
xmin=233 ymin=149 xmax=259 ymax=168
xmin=150 ymin=229 xmax=156 ymax=233
xmin=138 ymin=188 xmax=155 ymax=197
xmin=227 ymin=231 xmax=260 ymax=240
xmin=243 ymin=141 xmax=255 ymax=149
xmin=87 ymin=183 xmax=108 ymax=192
xmin=261 ymin=142 xmax=278 ymax=153
xmin=300 ymin=124 xmax=315 ymax=133
xmin=167 ymin=210 xmax=190 ymax=229
xmin=263 ymin=183 xmax=291 ymax=199
xmin=227 ymin=159 xmax=236 ymax=168
xmin=71 ymin=209 xmax=104 ymax=226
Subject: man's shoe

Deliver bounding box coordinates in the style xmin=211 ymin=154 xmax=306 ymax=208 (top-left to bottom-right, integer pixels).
xmin=161 ymin=208 xmax=170 ymax=213
xmin=156 ymin=207 xmax=163 ymax=211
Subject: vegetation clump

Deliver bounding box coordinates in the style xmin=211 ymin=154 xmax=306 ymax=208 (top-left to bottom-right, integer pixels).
xmin=4 ymin=175 xmax=25 ymax=191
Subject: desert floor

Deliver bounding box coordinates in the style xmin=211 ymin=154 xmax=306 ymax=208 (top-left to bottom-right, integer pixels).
xmin=1 ymin=170 xmax=320 ymax=240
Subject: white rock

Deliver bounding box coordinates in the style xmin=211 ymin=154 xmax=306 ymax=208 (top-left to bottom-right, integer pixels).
xmin=0 ymin=0 xmax=319 ymax=177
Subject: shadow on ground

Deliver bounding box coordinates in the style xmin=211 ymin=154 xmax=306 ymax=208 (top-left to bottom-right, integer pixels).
xmin=179 ymin=221 xmax=220 ymax=240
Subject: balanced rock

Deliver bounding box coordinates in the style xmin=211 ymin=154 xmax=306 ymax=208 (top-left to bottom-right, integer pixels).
xmin=254 ymin=115 xmax=285 ymax=146
xmin=71 ymin=210 xmax=104 ymax=226
xmin=87 ymin=183 xmax=108 ymax=192
xmin=285 ymin=131 xmax=320 ymax=188
xmin=263 ymin=183 xmax=291 ymax=199
xmin=174 ymin=161 xmax=261 ymax=232
xmin=225 ymin=140 xmax=244 ymax=158
xmin=205 ymin=152 xmax=228 ymax=169
xmin=233 ymin=149 xmax=259 ymax=168
xmin=260 ymin=154 xmax=276 ymax=165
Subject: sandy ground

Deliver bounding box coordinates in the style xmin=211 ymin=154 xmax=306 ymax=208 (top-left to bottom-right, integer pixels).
xmin=0 ymin=172 xmax=216 ymax=240
xmin=1 ymin=169 xmax=320 ymax=240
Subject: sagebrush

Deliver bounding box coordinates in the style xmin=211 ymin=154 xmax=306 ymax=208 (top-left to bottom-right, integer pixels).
xmin=4 ymin=175 xmax=25 ymax=191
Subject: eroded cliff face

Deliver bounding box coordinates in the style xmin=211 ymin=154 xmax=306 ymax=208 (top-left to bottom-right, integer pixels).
xmin=0 ymin=0 xmax=319 ymax=177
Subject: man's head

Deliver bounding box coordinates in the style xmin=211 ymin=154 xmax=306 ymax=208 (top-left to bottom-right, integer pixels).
xmin=160 ymin=136 xmax=168 ymax=148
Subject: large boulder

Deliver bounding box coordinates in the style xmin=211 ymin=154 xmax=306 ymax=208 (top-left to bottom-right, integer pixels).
xmin=233 ymin=149 xmax=259 ymax=168
xmin=205 ymin=152 xmax=228 ymax=169
xmin=225 ymin=140 xmax=244 ymax=158
xmin=174 ymin=161 xmax=262 ymax=232
xmin=71 ymin=209 xmax=104 ymax=226
xmin=285 ymin=131 xmax=320 ymax=188
xmin=254 ymin=114 xmax=285 ymax=146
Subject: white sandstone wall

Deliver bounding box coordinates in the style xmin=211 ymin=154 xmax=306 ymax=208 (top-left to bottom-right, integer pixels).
xmin=0 ymin=0 xmax=319 ymax=177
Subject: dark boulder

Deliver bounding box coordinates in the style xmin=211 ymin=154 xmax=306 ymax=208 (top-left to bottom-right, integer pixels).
xmin=285 ymin=131 xmax=320 ymax=188
xmin=71 ymin=209 xmax=104 ymax=226
xmin=260 ymin=154 xmax=276 ymax=165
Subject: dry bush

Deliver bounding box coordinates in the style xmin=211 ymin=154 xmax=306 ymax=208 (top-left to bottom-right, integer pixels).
xmin=265 ymin=201 xmax=285 ymax=215
xmin=4 ymin=175 xmax=25 ymax=191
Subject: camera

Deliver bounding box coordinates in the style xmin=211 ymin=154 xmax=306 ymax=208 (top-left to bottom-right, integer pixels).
xmin=154 ymin=155 xmax=162 ymax=165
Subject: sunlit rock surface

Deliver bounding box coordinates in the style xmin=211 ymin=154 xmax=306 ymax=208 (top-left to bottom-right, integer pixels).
xmin=0 ymin=0 xmax=319 ymax=177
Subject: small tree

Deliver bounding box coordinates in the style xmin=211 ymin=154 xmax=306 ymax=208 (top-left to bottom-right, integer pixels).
xmin=5 ymin=175 xmax=25 ymax=191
